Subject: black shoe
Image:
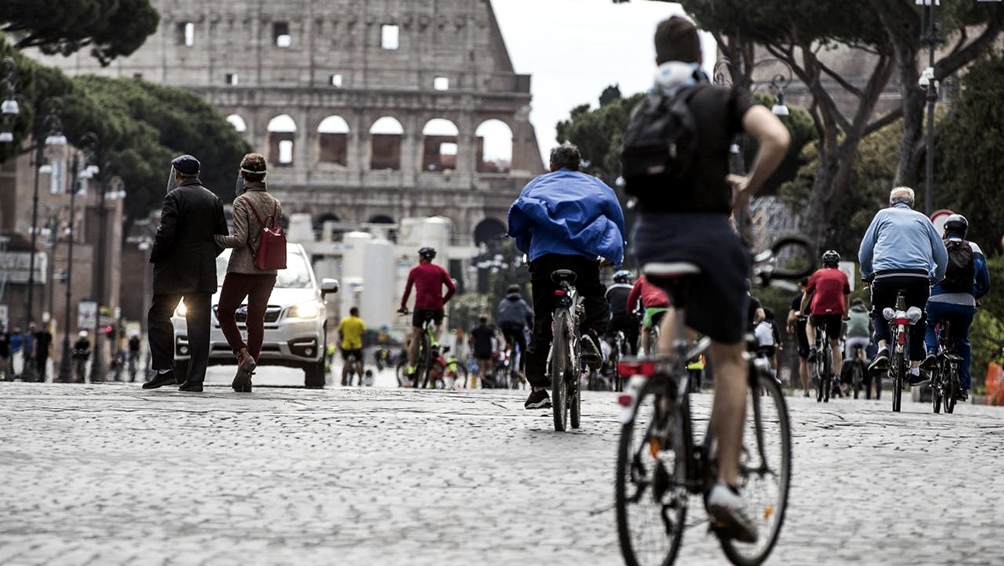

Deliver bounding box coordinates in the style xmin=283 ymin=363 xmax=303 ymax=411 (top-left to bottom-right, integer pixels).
xmin=807 ymin=347 xmax=818 ymax=363
xmin=868 ymin=349 xmax=889 ymax=374
xmin=178 ymin=381 xmax=204 ymax=392
xmin=524 ymin=388 xmax=551 ymax=409
xmin=907 ymin=372 xmax=929 ymax=386
xmin=142 ymin=371 xmax=179 ymax=389
xmin=921 ymin=354 xmax=938 ymax=371
xmin=956 ymin=389 xmax=969 ymax=402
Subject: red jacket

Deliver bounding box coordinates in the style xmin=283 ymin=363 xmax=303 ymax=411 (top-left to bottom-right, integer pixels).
xmin=626 ymin=275 xmax=670 ymax=313
xmin=401 ymin=261 xmax=456 ymax=310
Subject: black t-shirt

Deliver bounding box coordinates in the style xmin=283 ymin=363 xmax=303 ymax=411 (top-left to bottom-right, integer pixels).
xmin=34 ymin=331 xmax=53 ymax=357
xmin=606 ymin=284 xmax=633 ymax=318
xmin=469 ymin=324 xmax=496 ymax=356
xmin=0 ymin=333 xmax=9 ymax=357
xmin=630 ymin=85 xmax=756 ymax=214
xmin=748 ymin=296 xmax=762 ymax=330
xmin=789 ymin=291 xmax=811 ymax=317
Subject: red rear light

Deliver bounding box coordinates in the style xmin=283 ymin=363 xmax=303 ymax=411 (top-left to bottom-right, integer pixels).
xmin=893 ymin=317 xmax=909 ymax=326
xmin=618 ymin=394 xmax=634 ymax=406
xmin=618 ymin=360 xmax=658 ymax=377
xmin=554 ymin=289 xmax=566 ymax=297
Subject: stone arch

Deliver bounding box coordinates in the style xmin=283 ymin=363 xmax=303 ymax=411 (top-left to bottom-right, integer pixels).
xmin=421 ymin=118 xmax=459 ymax=172
xmin=314 ymin=212 xmax=341 ymax=230
xmin=369 ymin=116 xmax=404 ymax=170
xmin=267 ymin=114 xmax=297 ymax=167
xmin=367 ymin=214 xmax=395 ymax=224
xmin=317 ymin=115 xmax=350 ymax=166
xmin=226 ymin=114 xmax=247 ymax=133
xmin=473 ymin=217 xmax=507 ymax=246
xmin=475 ymin=119 xmax=513 ymax=173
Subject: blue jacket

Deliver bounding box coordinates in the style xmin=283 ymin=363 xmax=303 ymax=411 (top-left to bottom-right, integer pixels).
xmin=858 ymin=203 xmax=948 ymax=281
xmin=507 ymin=169 xmax=625 ymax=265
xmin=929 ymin=236 xmax=990 ymax=305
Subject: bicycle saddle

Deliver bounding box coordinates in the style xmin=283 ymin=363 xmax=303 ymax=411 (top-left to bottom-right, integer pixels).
xmin=643 ymin=262 xmax=701 ymax=279
xmin=551 ymin=269 xmax=577 ymax=285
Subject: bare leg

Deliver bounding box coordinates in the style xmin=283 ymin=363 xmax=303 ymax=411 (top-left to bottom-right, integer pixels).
xmin=709 ymin=341 xmax=747 ymax=486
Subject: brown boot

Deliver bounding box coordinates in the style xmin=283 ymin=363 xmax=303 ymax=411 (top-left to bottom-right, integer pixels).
xmin=232 ymin=368 xmax=253 ymax=393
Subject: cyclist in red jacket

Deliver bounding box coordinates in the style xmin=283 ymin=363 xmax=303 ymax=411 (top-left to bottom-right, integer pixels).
xmin=399 ymin=247 xmax=456 ymax=380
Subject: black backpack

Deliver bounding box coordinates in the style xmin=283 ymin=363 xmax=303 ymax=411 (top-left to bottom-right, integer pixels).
xmin=941 ymin=239 xmax=974 ymax=292
xmin=620 ymin=85 xmax=706 ymax=198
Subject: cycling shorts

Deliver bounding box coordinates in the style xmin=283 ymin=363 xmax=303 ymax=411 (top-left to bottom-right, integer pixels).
xmin=341 ymin=348 xmax=363 ymax=362
xmin=412 ymin=308 xmax=444 ymax=329
xmin=810 ymin=314 xmax=843 ymax=341
xmin=644 ymin=307 xmax=668 ymax=330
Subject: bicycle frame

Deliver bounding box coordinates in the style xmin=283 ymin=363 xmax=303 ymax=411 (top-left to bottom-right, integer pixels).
xmin=881 ymin=292 xmax=923 ymax=413
xmin=548 ymin=269 xmax=583 ymax=432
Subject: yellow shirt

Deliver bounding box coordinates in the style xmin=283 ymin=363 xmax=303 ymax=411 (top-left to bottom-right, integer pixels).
xmin=338 ymin=316 xmax=366 ymax=350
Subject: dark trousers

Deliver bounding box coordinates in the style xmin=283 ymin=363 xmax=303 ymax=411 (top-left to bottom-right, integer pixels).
xmin=148 ymin=291 xmax=212 ymax=383
xmin=870 ymin=274 xmax=930 ymax=361
xmin=217 ymin=273 xmax=276 ymax=361
xmin=525 ymin=254 xmax=607 ymax=388
xmin=609 ymin=314 xmax=640 ymax=356
xmin=499 ymin=322 xmax=528 ymax=373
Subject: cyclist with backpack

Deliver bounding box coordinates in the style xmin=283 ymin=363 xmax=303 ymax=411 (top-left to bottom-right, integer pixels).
xmin=858 ymin=187 xmax=948 ymax=384
xmin=623 ymin=16 xmax=790 ymax=543
xmin=922 ymin=214 xmax=990 ymax=402
xmin=606 ymin=270 xmax=640 ymax=357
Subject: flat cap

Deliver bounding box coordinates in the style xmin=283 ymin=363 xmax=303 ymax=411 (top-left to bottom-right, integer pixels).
xmin=171 ymin=154 xmax=201 ymax=175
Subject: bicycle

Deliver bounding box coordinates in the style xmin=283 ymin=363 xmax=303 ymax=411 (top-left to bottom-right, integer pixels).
xmin=608 ymin=329 xmax=631 ymax=392
xmin=847 ymin=344 xmax=869 ymax=399
xmin=879 ymin=290 xmax=923 ymax=413
xmin=397 ymin=308 xmax=438 ymax=389
xmin=812 ymin=323 xmax=833 ymax=403
xmin=929 ymin=320 xmax=961 ymax=414
xmin=615 ymin=235 xmax=811 ymax=566
xmin=341 ymin=351 xmax=364 ymax=386
xmin=547 ymin=268 xmax=585 ymax=432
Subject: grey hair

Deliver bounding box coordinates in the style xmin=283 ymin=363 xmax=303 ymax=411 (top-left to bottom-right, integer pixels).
xmin=889 ymin=186 xmax=915 ymax=207
xmin=549 ymin=143 xmax=581 ymax=172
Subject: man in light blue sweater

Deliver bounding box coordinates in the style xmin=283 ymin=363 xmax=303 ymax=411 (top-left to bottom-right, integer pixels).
xmin=858 ymin=186 xmax=948 ymax=384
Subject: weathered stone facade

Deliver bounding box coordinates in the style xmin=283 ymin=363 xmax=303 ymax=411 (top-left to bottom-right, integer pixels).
xmin=38 ymin=0 xmax=545 ymax=246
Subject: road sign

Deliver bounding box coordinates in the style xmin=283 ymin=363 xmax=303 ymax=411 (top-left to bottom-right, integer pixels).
xmin=930 ymin=209 xmax=954 ymax=236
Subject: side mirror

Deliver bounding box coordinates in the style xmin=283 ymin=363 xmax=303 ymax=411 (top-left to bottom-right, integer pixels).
xmin=320 ymin=278 xmax=339 ymax=295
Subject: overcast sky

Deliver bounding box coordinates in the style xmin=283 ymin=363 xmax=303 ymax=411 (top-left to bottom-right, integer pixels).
xmin=490 ymin=0 xmax=713 ymax=163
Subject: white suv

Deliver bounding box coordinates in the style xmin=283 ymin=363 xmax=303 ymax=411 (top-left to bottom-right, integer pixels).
xmin=172 ymin=243 xmax=339 ymax=387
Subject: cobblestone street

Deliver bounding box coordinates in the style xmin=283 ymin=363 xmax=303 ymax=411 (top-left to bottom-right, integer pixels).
xmin=1 ymin=368 xmax=1002 ymax=565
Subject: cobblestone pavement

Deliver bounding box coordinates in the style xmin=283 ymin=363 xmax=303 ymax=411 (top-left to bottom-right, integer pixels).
xmin=1 ymin=367 xmax=1003 ymax=566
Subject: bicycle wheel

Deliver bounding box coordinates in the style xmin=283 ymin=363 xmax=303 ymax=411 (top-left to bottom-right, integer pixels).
xmin=417 ymin=335 xmax=432 ymax=389
xmin=945 ymin=361 xmax=959 ymax=414
xmin=814 ymin=358 xmax=824 ymax=403
xmin=890 ymin=348 xmax=903 ymax=413
xmin=570 ymin=366 xmax=582 ymax=430
xmin=616 ymin=377 xmax=688 ymax=566
xmin=551 ymin=312 xmax=570 ymax=432
xmin=851 ymin=363 xmax=863 ymax=399
xmin=822 ymin=347 xmax=832 ymax=403
xmin=932 ymin=361 xmax=943 ymax=414
xmin=719 ymin=374 xmax=792 ymax=566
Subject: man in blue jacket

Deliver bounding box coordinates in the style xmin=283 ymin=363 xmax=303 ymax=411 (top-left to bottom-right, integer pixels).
xmin=507 ymin=143 xmax=626 ymax=410
xmin=858 ymin=186 xmax=948 ymax=384
xmin=922 ymin=214 xmax=990 ymax=401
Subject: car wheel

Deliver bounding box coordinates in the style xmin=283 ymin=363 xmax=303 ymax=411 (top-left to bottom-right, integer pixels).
xmin=304 ymin=360 xmax=326 ymax=389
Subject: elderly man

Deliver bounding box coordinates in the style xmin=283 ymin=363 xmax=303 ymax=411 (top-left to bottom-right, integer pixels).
xmin=858 ymin=186 xmax=948 ymax=384
xmin=143 ymin=154 xmax=228 ymax=392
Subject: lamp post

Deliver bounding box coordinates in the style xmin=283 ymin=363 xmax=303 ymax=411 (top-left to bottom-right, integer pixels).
xmin=58 ymin=133 xmax=99 ymax=383
xmin=917 ymin=0 xmax=943 ymax=216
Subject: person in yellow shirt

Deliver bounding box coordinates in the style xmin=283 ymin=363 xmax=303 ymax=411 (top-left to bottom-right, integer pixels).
xmin=338 ymin=307 xmax=366 ymax=386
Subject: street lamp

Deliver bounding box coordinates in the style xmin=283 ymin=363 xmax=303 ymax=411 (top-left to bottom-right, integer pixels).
xmin=917 ymin=0 xmax=944 ymax=215
xmin=58 ymin=133 xmax=99 ymax=383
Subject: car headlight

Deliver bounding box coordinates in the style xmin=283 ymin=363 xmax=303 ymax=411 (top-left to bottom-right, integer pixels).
xmin=288 ymin=301 xmax=321 ymax=320
xmin=175 ymin=300 xmax=186 ymax=316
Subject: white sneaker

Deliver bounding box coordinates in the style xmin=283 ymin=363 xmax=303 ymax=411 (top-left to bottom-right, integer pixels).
xmin=706 ymin=482 xmax=758 ymax=543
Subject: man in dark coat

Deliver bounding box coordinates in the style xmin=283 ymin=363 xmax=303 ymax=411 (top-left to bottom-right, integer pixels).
xmin=143 ymin=155 xmax=228 ymax=392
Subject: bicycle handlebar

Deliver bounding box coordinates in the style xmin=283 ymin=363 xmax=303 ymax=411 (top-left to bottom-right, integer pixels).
xmin=752 ymin=234 xmax=816 ymax=286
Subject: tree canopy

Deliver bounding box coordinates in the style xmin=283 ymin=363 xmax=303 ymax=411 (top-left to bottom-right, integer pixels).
xmin=0 ymin=0 xmax=159 ymax=65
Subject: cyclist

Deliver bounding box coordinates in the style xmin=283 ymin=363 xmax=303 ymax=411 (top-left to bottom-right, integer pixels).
xmin=72 ymin=330 xmax=91 ymax=383
xmin=606 ymin=270 xmax=640 ymax=357
xmin=800 ymin=250 xmax=850 ymax=390
xmin=507 ymin=143 xmax=626 ymax=410
xmin=842 ymin=298 xmax=873 ymax=396
xmin=626 ymin=274 xmax=669 ymax=355
xmin=626 ymin=16 xmax=790 ymax=543
xmin=127 ymin=334 xmax=142 ymax=383
xmin=786 ymin=277 xmax=812 ymax=397
xmin=496 ymin=284 xmax=533 ymax=377
xmin=754 ymin=307 xmax=781 ymax=377
xmin=922 ymin=214 xmax=990 ymax=402
xmin=399 ymin=247 xmax=456 ymax=381
xmin=468 ymin=313 xmax=497 ymax=388
xmin=858 ymin=187 xmax=947 ymax=385
xmin=338 ymin=307 xmax=366 ymax=386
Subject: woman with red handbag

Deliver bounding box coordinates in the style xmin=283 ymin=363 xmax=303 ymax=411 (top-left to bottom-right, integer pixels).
xmin=215 ymin=153 xmax=283 ymax=392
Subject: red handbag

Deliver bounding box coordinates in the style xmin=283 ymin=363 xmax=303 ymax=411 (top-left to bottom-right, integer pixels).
xmin=244 ymin=198 xmax=287 ymax=270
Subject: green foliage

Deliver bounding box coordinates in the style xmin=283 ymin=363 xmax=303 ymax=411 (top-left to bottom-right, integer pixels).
xmin=0 ymin=0 xmax=158 ymax=64
xmin=555 ymin=92 xmax=642 ymax=179
xmin=969 ymin=255 xmax=1004 ymax=389
xmin=936 ymin=47 xmax=1004 ymax=257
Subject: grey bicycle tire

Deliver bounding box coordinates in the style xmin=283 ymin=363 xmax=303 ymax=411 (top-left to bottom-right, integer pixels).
xmin=551 ymin=310 xmax=569 ymax=432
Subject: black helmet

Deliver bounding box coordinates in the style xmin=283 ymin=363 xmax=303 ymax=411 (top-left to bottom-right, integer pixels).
xmin=613 ymin=269 xmax=633 ymax=284
xmin=943 ymin=214 xmax=968 ymax=238
xmin=822 ymin=250 xmax=840 ymax=266
xmin=418 ymin=247 xmax=437 ymax=260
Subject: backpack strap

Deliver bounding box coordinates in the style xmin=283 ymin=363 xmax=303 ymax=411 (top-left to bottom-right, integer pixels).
xmin=239 ymin=195 xmax=269 ymax=258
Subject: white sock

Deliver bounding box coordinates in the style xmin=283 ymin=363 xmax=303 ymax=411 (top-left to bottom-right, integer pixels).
xmin=909 ymin=367 xmax=920 ymax=376
xmin=158 ymin=369 xmax=171 ymax=375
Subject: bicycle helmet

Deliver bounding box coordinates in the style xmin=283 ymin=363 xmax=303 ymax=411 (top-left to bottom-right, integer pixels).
xmin=613 ymin=269 xmax=633 ymax=284
xmin=418 ymin=247 xmax=437 ymax=260
xmin=821 ymin=250 xmax=840 ymax=267
xmin=943 ymin=214 xmax=968 ymax=238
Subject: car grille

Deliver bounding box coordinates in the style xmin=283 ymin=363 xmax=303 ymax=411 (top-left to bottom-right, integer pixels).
xmin=215 ymin=305 xmax=282 ymax=324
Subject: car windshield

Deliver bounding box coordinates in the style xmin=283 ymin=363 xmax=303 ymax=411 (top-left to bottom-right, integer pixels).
xmin=215 ymin=246 xmax=314 ymax=289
